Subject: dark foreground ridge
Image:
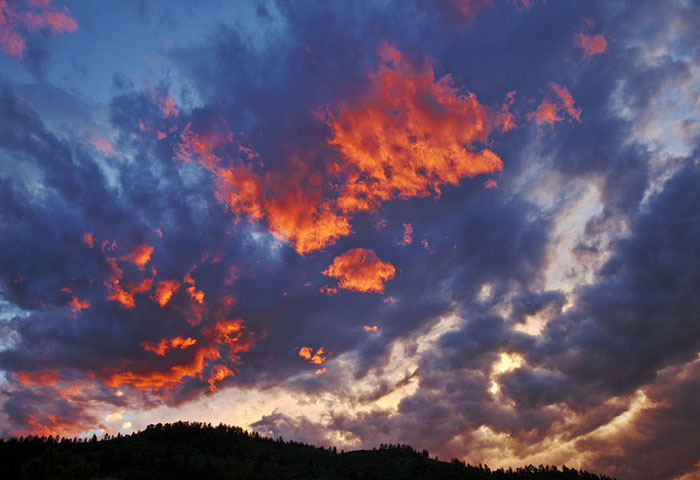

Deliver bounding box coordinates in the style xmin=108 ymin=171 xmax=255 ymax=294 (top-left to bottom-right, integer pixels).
xmin=0 ymin=421 xmax=617 ymax=480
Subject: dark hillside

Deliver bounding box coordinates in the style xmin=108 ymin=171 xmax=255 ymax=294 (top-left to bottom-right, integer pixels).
xmin=0 ymin=421 xmax=616 ymax=480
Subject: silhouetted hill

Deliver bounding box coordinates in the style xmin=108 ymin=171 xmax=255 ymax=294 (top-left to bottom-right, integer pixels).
xmin=0 ymin=421 xmax=616 ymax=480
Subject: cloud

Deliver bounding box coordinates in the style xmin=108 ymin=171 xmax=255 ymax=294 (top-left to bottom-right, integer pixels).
xmin=575 ymin=32 xmax=607 ymax=57
xmin=435 ymin=0 xmax=492 ymax=25
xmin=175 ymin=44 xmax=505 ymax=255
xmin=141 ymin=336 xmax=197 ymax=356
xmin=323 ymin=248 xmax=396 ymax=293
xmin=299 ymin=347 xmax=326 ymax=365
xmin=0 ymin=0 xmax=76 ymax=58
xmin=121 ymin=243 xmax=154 ymax=269
xmin=328 ymin=43 xmax=503 ymax=213
xmin=15 ymin=370 xmax=60 ymax=386
xmin=152 ymin=279 xmax=180 ymax=307
xmin=401 ymin=223 xmax=413 ymax=244
xmin=528 ymin=82 xmax=581 ymax=124
xmin=0 ymin=2 xmax=699 ymax=479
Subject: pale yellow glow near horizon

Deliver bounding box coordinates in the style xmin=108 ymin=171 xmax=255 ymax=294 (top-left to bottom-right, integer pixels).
xmin=105 ymin=313 xmax=465 ymax=449
xmin=105 ymin=411 xmax=123 ymax=423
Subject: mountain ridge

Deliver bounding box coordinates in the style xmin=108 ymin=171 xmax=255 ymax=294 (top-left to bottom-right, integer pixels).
xmin=0 ymin=421 xmax=617 ymax=479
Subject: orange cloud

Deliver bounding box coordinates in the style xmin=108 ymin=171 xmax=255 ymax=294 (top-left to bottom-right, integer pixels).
xmin=323 ymin=248 xmax=395 ymax=293
xmin=528 ymin=83 xmax=581 ymax=124
xmin=141 ymin=336 xmax=197 ymax=356
xmin=402 ymin=223 xmax=413 ymax=245
xmin=184 ymin=272 xmax=205 ymax=304
xmin=215 ymin=163 xmax=352 ymax=255
xmin=176 ymin=45 xmax=505 ymax=256
xmin=0 ymin=0 xmax=76 ymax=58
xmin=484 ymin=179 xmax=498 ymax=189
xmin=207 ymin=364 xmax=234 ymax=391
xmin=298 ymin=347 xmax=313 ymax=359
xmin=176 ymin=124 xmax=353 ymax=255
xmin=122 ymin=243 xmax=154 ymax=269
xmin=529 ymin=98 xmax=562 ymax=124
xmin=15 ymin=370 xmax=60 ymax=386
xmin=209 ymin=318 xmax=256 ymax=360
xmin=575 ymin=32 xmax=607 ymax=57
xmin=314 ymin=367 xmax=327 ymax=375
xmin=82 ymin=232 xmax=93 ymax=248
xmin=550 ymin=82 xmax=581 ymax=122
xmin=152 ymin=279 xmax=180 ymax=307
xmin=103 ymin=311 xmax=255 ymax=393
xmin=106 ymin=277 xmax=152 ymax=309
xmin=329 ymin=43 xmax=503 ymax=213
xmin=363 ymin=325 xmax=378 ymax=332
xmin=320 ymin=285 xmax=338 ymax=295
xmin=299 ymin=347 xmax=326 ymax=365
xmin=20 ymin=412 xmax=90 ymax=439
xmin=103 ymin=344 xmax=221 ymax=391
xmin=68 ymin=296 xmax=90 ymax=311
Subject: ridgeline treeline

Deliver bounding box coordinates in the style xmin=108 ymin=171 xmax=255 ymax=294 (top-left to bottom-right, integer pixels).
xmin=0 ymin=421 xmax=616 ymax=480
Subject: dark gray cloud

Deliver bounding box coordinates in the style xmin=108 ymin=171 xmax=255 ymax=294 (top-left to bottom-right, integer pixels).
xmin=0 ymin=1 xmax=699 ymax=479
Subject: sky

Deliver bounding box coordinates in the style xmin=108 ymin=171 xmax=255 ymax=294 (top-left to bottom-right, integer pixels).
xmin=0 ymin=0 xmax=699 ymax=478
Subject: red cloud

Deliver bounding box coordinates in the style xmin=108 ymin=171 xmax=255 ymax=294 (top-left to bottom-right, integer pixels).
xmin=575 ymin=32 xmax=607 ymax=57
xmin=103 ymin=314 xmax=256 ymax=393
xmin=323 ymin=248 xmax=396 ymax=293
xmin=401 ymin=223 xmax=413 ymax=245
xmin=176 ymin=45 xmax=505 ymax=255
xmin=184 ymin=272 xmax=205 ymax=304
xmin=15 ymin=370 xmax=60 ymax=386
xmin=106 ymin=277 xmax=152 ymax=309
xmin=550 ymin=82 xmax=581 ymax=122
xmin=103 ymin=344 xmax=221 ymax=391
xmin=82 ymin=232 xmax=94 ymax=248
xmin=151 ymin=90 xmax=179 ymax=118
xmin=142 ymin=336 xmax=197 ymax=356
xmin=68 ymin=296 xmax=90 ymax=311
xmin=530 ymin=98 xmax=562 ymax=124
xmin=152 ymin=279 xmax=180 ymax=307
xmin=329 ymin=43 xmax=503 ymax=213
xmin=209 ymin=318 xmax=254 ymax=358
xmin=528 ymin=82 xmax=581 ymax=125
xmin=207 ymin=364 xmax=234 ymax=391
xmin=122 ymin=243 xmax=154 ymax=269
xmin=0 ymin=0 xmax=77 ymax=58
xmin=19 ymin=412 xmax=94 ymax=439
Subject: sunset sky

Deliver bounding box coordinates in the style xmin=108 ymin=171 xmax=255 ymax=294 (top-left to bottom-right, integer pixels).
xmin=1 ymin=1 xmax=699 ymax=479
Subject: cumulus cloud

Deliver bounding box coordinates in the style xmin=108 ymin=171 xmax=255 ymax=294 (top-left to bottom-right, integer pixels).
xmin=323 ymin=249 xmax=396 ymax=293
